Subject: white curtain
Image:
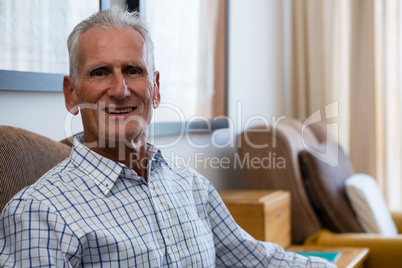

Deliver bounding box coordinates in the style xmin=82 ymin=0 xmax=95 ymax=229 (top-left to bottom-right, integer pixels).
xmin=197 ymin=0 xmax=219 ymax=103
xmin=0 ymin=0 xmax=99 ymax=74
xmin=291 ymin=0 xmax=351 ymax=150
xmin=349 ymin=0 xmax=402 ymax=210
xmin=291 ymin=0 xmax=402 ymax=209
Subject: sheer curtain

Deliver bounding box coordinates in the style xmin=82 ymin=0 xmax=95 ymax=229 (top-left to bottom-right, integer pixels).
xmin=0 ymin=0 xmax=99 ymax=74
xmin=144 ymin=0 xmax=225 ymax=122
xmin=350 ymin=0 xmax=402 ymax=210
xmin=291 ymin=0 xmax=351 ymax=151
xmin=290 ymin=0 xmax=402 ymax=209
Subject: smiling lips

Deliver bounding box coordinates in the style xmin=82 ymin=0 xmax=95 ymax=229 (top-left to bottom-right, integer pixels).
xmin=104 ymin=107 xmax=135 ymax=115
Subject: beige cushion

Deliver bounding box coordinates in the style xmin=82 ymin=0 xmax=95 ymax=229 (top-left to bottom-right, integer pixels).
xmin=299 ymin=145 xmax=365 ymax=233
xmin=0 ymin=126 xmax=71 ymax=212
xmin=346 ymin=173 xmax=398 ymax=236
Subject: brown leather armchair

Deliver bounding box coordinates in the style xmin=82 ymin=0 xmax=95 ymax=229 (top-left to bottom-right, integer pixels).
xmin=237 ymin=118 xmax=402 ymax=268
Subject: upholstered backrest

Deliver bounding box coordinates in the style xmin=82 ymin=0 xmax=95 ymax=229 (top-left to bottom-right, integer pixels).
xmin=0 ymin=126 xmax=71 ymax=213
xmin=237 ymin=118 xmax=363 ymax=244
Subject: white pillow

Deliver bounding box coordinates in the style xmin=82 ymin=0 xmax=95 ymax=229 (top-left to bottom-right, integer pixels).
xmin=345 ymin=173 xmax=397 ymax=236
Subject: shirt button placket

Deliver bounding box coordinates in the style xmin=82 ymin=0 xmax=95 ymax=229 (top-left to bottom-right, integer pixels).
xmin=149 ymin=180 xmax=179 ymax=266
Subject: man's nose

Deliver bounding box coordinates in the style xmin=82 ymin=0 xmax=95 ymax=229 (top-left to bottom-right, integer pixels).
xmin=108 ymin=72 xmax=129 ymax=99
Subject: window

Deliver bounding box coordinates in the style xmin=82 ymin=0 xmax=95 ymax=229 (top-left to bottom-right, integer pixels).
xmin=0 ymin=1 xmax=99 ymax=75
xmin=0 ymin=0 xmax=228 ymax=137
xmin=0 ymin=0 xmax=102 ymax=92
xmin=140 ymin=0 xmax=228 ymax=126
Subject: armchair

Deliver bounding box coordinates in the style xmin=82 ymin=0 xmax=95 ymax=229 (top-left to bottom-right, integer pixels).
xmin=0 ymin=125 xmax=71 ymax=212
xmin=237 ymin=118 xmax=402 ymax=268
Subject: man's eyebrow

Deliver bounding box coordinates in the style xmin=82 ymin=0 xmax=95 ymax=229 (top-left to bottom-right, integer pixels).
xmin=89 ymin=63 xmax=109 ymax=71
xmin=124 ymin=62 xmax=149 ymax=74
xmin=87 ymin=62 xmax=149 ymax=73
xmin=125 ymin=62 xmax=147 ymax=69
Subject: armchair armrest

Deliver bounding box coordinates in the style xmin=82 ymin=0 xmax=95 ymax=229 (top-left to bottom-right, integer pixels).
xmin=391 ymin=211 xmax=402 ymax=234
xmin=305 ymin=229 xmax=402 ymax=268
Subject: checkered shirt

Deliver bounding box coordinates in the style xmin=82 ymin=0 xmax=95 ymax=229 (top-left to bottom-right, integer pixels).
xmin=0 ymin=136 xmax=335 ymax=267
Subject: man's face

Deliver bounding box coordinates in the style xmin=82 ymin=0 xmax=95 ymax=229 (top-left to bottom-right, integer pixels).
xmin=64 ymin=27 xmax=160 ymax=149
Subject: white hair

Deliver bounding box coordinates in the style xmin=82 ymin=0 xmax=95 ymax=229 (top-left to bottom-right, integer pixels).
xmin=67 ymin=6 xmax=155 ymax=84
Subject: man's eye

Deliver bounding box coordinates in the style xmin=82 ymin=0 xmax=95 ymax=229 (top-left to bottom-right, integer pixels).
xmin=127 ymin=69 xmax=140 ymax=75
xmin=92 ymin=70 xmax=106 ymax=76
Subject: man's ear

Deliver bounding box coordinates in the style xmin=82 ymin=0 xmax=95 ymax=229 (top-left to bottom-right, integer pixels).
xmin=63 ymin=76 xmax=79 ymax=115
xmin=153 ymin=71 xmax=161 ymax=109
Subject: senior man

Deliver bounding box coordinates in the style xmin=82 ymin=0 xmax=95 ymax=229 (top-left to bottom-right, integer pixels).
xmin=0 ymin=6 xmax=335 ymax=267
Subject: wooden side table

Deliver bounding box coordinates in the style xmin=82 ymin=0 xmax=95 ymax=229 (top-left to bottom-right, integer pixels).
xmin=286 ymin=245 xmax=369 ymax=268
xmin=219 ymin=190 xmax=291 ymax=248
xmin=220 ymin=190 xmax=370 ymax=267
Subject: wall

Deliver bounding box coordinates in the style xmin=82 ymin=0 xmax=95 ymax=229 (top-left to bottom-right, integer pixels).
xmin=228 ymin=0 xmax=290 ymax=125
xmin=0 ymin=90 xmax=83 ymax=140
xmin=0 ymin=0 xmax=291 ymax=190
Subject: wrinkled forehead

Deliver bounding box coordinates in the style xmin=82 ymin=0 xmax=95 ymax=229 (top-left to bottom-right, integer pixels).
xmin=78 ymin=26 xmax=145 ymax=53
xmin=76 ymin=27 xmax=152 ymax=71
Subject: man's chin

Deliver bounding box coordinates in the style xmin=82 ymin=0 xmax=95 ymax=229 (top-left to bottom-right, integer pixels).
xmin=97 ymin=129 xmax=147 ymax=146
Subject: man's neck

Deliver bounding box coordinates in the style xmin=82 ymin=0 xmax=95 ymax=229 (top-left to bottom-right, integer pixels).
xmin=85 ymin=137 xmax=150 ymax=181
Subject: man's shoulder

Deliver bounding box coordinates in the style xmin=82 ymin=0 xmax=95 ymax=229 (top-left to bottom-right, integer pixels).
xmin=41 ymin=157 xmax=76 ymax=177
xmin=159 ymin=158 xmax=213 ymax=188
xmin=162 ymin=157 xmax=198 ymax=176
xmin=12 ymin=158 xmax=78 ymax=202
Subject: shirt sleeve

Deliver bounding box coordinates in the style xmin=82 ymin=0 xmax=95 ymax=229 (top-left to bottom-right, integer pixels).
xmin=206 ymin=184 xmax=337 ymax=268
xmin=0 ymin=198 xmax=81 ymax=268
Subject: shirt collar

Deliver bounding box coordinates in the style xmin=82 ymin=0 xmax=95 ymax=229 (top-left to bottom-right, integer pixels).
xmin=70 ymin=134 xmax=167 ymax=195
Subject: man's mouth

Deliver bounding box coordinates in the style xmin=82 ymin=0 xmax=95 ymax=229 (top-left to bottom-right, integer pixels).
xmin=104 ymin=107 xmax=135 ymax=115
